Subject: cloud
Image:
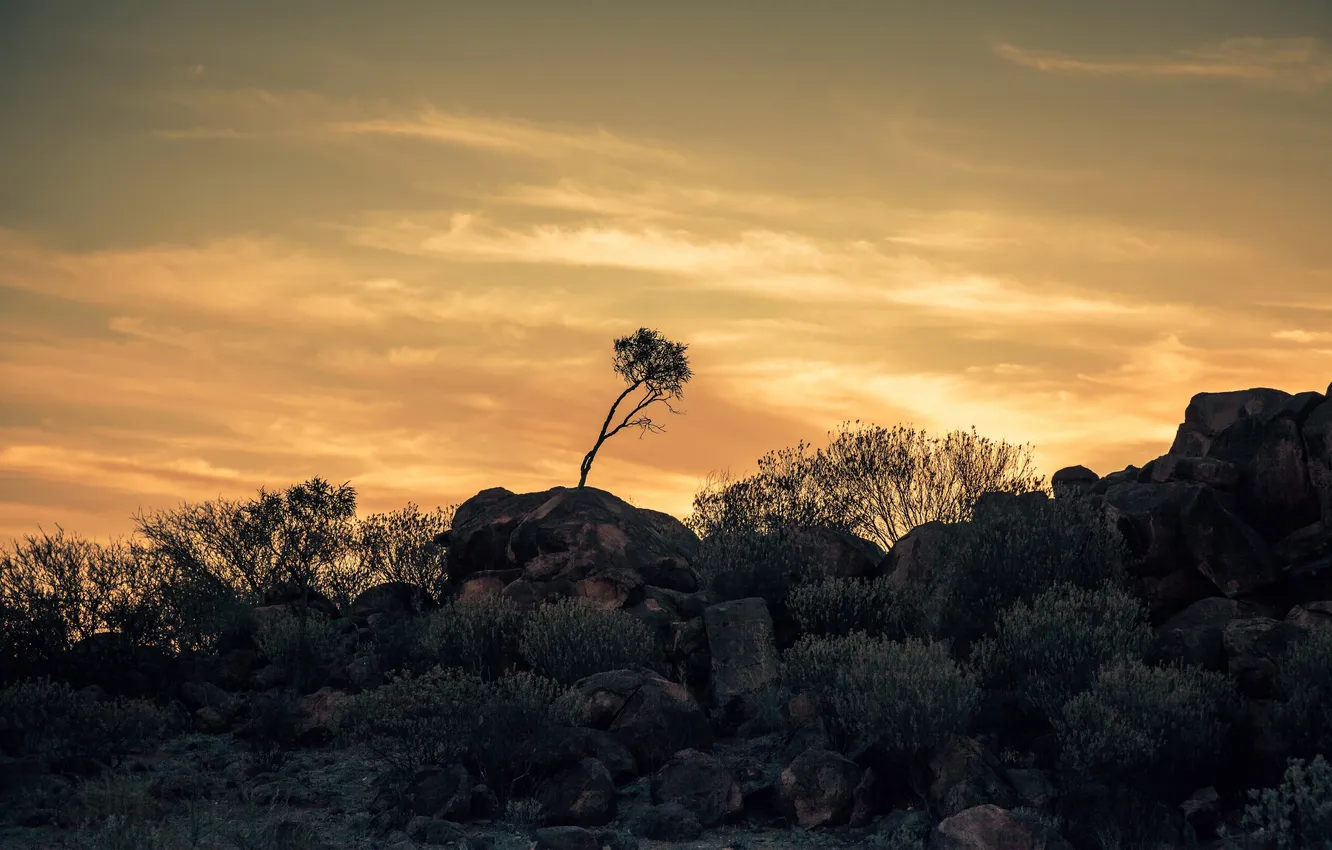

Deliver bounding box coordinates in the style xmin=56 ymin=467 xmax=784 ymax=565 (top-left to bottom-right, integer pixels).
xmin=154 ymin=88 xmax=689 ymax=167
xmin=1274 ymin=329 xmax=1332 ymax=344
xmin=995 ymin=37 xmax=1332 ymax=90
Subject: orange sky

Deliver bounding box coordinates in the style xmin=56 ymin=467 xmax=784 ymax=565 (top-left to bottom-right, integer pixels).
xmin=2 ymin=1 xmax=1331 ymax=542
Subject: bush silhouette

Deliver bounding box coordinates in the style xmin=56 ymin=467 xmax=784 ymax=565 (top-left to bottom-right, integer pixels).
xmin=1272 ymin=624 xmax=1332 ymax=760
xmin=517 ymin=596 xmax=658 ymax=685
xmin=1054 ymin=658 xmax=1236 ymax=792
xmin=787 ymin=574 xmax=906 ymax=639
xmin=1241 ymin=754 xmax=1332 ymax=850
xmin=417 ymin=593 xmax=522 ymax=679
xmin=0 ymin=677 xmax=174 ymax=767
xmin=781 ymin=631 xmax=980 ymax=759
xmin=968 ymin=580 xmax=1155 ymax=723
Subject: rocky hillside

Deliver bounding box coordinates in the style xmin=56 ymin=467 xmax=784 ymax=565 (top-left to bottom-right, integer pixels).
xmin=3 ymin=383 xmax=1332 ymax=850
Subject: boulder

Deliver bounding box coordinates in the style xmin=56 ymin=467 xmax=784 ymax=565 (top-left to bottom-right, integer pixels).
xmin=294 ymin=687 xmax=348 ymax=747
xmin=405 ymin=816 xmax=468 ymax=846
xmin=531 ymin=727 xmax=639 ymax=785
xmin=531 ymin=826 xmax=600 ymax=850
xmin=884 ymin=522 xmax=955 ymax=587
xmin=506 ymin=487 xmax=699 ymax=584
xmin=536 ymin=757 xmax=616 ymax=827
xmin=1169 ymin=388 xmax=1292 ymax=458
xmin=1155 ymin=597 xmax=1274 ymax=671
xmin=566 ymin=668 xmax=712 ymax=772
xmin=1223 ymin=617 xmax=1309 ymax=698
xmin=1003 ymin=768 xmax=1056 ymax=811
xmin=446 ymin=487 xmax=555 ymax=580
xmin=1275 ymin=522 xmax=1332 ymax=576
xmin=1101 ymin=483 xmax=1200 ymax=577
xmin=626 ymin=802 xmax=702 ymax=841
xmin=1180 ymin=786 xmax=1224 ymax=841
xmin=971 ymin=491 xmax=1051 ymax=524
xmin=703 ymin=597 xmax=779 ymax=719
xmin=1305 ymin=399 xmax=1332 ymax=522
xmin=1285 ymin=601 xmax=1332 ymax=631
xmin=1052 ymin=466 xmax=1098 ymax=499
xmin=932 ymin=804 xmax=1074 ymax=850
xmin=796 ymin=526 xmax=885 ymax=579
xmin=1135 ymin=567 xmax=1220 ymax=624
xmin=500 ymin=578 xmax=575 ymax=613
xmin=650 ymin=749 xmax=742 ymax=827
xmin=927 ymin=736 xmax=1021 ymax=819
xmin=1207 ymin=405 xmax=1320 ymax=541
xmin=573 ymin=568 xmax=645 ymax=610
xmin=259 ymin=582 xmax=339 ymax=619
xmin=411 ymin=763 xmax=472 ymax=821
xmin=1180 ymin=486 xmax=1278 ymax=596
xmin=350 ymin=582 xmax=432 ymax=620
xmin=777 ymin=748 xmax=862 ymax=828
xmin=636 ymin=509 xmax=701 ymax=559
xmin=456 ymin=568 xmax=522 ymax=601
xmin=1141 ymin=455 xmax=1240 ymax=489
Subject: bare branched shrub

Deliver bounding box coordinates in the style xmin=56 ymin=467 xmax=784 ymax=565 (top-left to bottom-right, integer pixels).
xmin=353 ymin=502 xmax=456 ymax=604
xmin=0 ymin=527 xmax=173 ymax=665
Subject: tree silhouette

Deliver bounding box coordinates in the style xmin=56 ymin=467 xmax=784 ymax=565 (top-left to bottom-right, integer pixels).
xmin=578 ymin=327 xmax=693 ymax=489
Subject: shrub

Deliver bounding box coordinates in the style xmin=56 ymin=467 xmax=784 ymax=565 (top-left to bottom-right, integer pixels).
xmin=253 ymin=610 xmax=349 ymax=691
xmin=518 ymin=597 xmax=658 ymax=685
xmin=692 ymin=525 xmax=828 ymax=604
xmin=911 ymin=495 xmax=1130 ymax=647
xmin=1272 ymin=624 xmax=1332 ymax=759
xmin=968 ymin=581 xmax=1155 ymax=721
xmin=418 ymin=594 xmax=522 ymax=679
xmin=237 ymin=689 xmax=304 ymax=772
xmin=787 ymin=574 xmax=905 ymax=639
xmin=353 ymin=502 xmax=456 ymax=605
xmin=1053 ymin=658 xmax=1236 ymax=789
xmin=0 ymin=528 xmax=173 ymax=665
xmin=782 ymin=631 xmax=980 ymax=757
xmin=1241 ymin=754 xmax=1332 ymax=850
xmin=335 ymin=667 xmax=569 ymax=804
xmin=0 ymin=677 xmax=173 ymax=767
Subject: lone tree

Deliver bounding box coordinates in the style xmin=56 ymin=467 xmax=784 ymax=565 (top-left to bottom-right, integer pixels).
xmin=578 ymin=327 xmax=693 ymax=489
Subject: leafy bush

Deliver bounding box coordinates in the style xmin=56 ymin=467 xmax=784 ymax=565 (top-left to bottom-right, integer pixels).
xmin=692 ymin=525 xmax=829 ymax=604
xmin=968 ymin=581 xmax=1154 ymax=721
xmin=237 ymin=689 xmax=304 ymax=772
xmin=1053 ymin=658 xmax=1235 ymax=788
xmin=1241 ymin=754 xmax=1332 ymax=850
xmin=518 ymin=597 xmax=658 ymax=685
xmin=788 ymin=574 xmax=905 ymax=639
xmin=910 ymin=495 xmax=1131 ymax=647
xmin=418 ymin=594 xmax=522 ymax=679
xmin=253 ymin=610 xmax=349 ymax=691
xmin=0 ymin=677 xmax=173 ymax=766
xmin=1272 ymin=624 xmax=1332 ymax=759
xmin=782 ymin=631 xmax=980 ymax=757
xmin=336 ymin=667 xmax=569 ymax=803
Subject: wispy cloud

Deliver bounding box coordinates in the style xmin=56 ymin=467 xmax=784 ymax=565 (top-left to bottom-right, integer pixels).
xmin=154 ymin=88 xmax=688 ymax=166
xmin=995 ymin=37 xmax=1332 ymax=90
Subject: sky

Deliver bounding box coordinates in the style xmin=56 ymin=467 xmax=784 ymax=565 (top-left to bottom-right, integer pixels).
xmin=2 ymin=0 xmax=1331 ymax=543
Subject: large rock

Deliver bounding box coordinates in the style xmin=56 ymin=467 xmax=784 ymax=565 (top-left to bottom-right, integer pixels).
xmin=884 ymin=521 xmax=955 ymax=587
xmin=1052 ymin=466 xmax=1098 ymax=499
xmin=447 ymin=487 xmax=555 ymax=580
xmin=411 ymin=762 xmax=473 ymax=821
xmin=1285 ymin=601 xmax=1332 ymax=631
xmin=927 ymin=736 xmax=1021 ymax=819
xmin=777 ymin=748 xmax=862 ymax=828
xmin=650 ymin=749 xmax=742 ymax=827
xmin=1136 ymin=567 xmax=1221 ymax=624
xmin=1169 ymin=388 xmax=1292 ymax=458
xmin=531 ymin=726 xmax=639 ymax=784
xmin=566 ymin=668 xmax=712 ymax=772
xmin=703 ymin=598 xmax=779 ymax=718
xmin=1206 ymin=399 xmax=1321 ymax=541
xmin=1180 ymin=486 xmax=1278 ymax=596
xmin=1222 ymin=617 xmax=1309 ymax=698
xmin=350 ymin=582 xmax=432 ymax=620
xmin=1154 ymin=597 xmax=1273 ymax=671
xmin=797 ymin=526 xmax=884 ymax=579
xmin=506 ymin=487 xmax=699 ymax=587
xmin=536 ymin=757 xmax=616 ymax=827
xmin=1306 ymin=399 xmax=1332 ymax=523
xmin=932 ymin=804 xmax=1074 ymax=850
xmin=1140 ymin=455 xmax=1239 ymax=489
xmin=1101 ymin=483 xmax=1200 ymax=577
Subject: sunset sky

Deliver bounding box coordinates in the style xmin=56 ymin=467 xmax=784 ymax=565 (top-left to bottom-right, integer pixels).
xmin=2 ymin=1 xmax=1331 ymax=543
